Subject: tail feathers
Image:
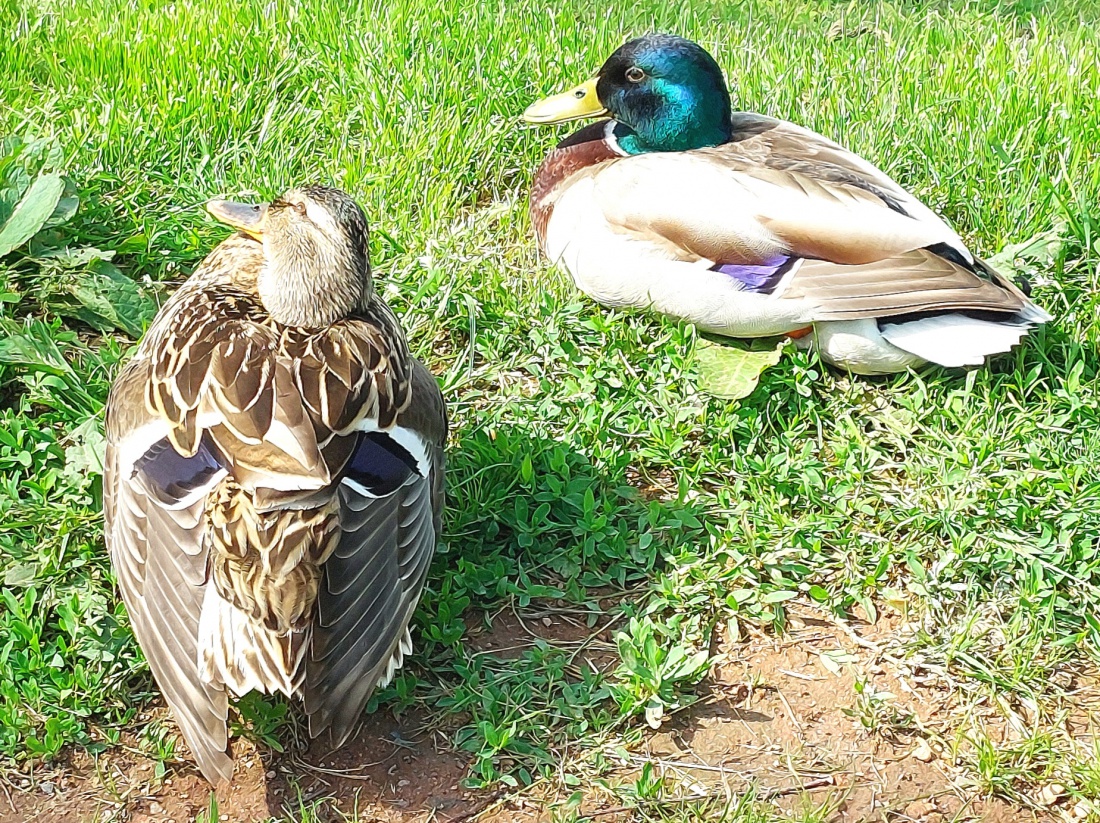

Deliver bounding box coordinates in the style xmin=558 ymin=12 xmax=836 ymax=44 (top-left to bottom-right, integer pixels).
xmin=881 ymin=313 xmax=1035 ymax=367
xmin=198 ymin=585 xmax=309 ymax=699
xmin=975 ymin=258 xmax=1053 ymax=324
xmin=378 ymin=625 xmax=413 ymax=692
xmin=1016 ymin=300 xmax=1053 ymax=324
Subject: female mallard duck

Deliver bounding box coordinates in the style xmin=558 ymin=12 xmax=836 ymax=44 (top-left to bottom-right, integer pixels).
xmin=523 ymin=34 xmax=1049 ymax=374
xmin=103 ymin=186 xmax=446 ymax=784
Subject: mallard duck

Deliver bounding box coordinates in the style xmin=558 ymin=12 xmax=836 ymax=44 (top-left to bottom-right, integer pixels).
xmin=103 ymin=186 xmax=446 ymax=784
xmin=523 ymin=34 xmax=1050 ymax=375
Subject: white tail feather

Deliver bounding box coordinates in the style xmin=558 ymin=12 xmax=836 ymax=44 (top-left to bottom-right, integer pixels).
xmin=377 ymin=627 xmax=413 ymax=691
xmin=881 ymin=314 xmax=1034 ymax=368
xmin=1017 ymin=300 xmax=1053 ymax=324
xmin=198 ymin=585 xmax=309 ymax=699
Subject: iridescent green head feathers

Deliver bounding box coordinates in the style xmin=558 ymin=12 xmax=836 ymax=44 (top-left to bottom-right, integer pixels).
xmin=523 ymin=34 xmax=734 ymax=155
xmin=597 ymin=35 xmax=733 ymax=154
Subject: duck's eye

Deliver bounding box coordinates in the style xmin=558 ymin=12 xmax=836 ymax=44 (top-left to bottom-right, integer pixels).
xmin=293 ymin=201 xmax=307 ymax=216
xmin=625 ymin=66 xmax=645 ymax=83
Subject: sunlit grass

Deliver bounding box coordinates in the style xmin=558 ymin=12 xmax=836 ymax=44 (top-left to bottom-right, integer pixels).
xmin=1 ymin=0 xmax=1099 ymax=817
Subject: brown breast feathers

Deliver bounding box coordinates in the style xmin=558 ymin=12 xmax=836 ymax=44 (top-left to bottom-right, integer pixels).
xmin=530 ymin=121 xmax=620 ymax=254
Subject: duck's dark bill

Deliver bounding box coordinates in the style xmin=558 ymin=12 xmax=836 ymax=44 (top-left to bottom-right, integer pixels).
xmin=522 ymin=78 xmax=607 ymax=124
xmin=207 ymin=200 xmax=268 ymax=239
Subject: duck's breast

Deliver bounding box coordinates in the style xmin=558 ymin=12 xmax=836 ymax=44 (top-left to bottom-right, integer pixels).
xmin=531 ymin=120 xmax=621 ymax=253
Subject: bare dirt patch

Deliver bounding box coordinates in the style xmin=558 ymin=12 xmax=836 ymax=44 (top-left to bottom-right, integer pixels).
xmin=468 ymin=612 xmax=1042 ymax=823
xmin=1 ymin=709 xmax=475 ymax=823
xmin=0 ymin=609 xmax=1058 ymax=822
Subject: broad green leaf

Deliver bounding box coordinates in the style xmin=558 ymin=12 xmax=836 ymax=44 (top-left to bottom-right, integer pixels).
xmin=0 ymin=136 xmax=20 ymax=161
xmin=762 ymin=589 xmax=798 ymax=603
xmin=116 ymin=233 xmax=149 ymax=254
xmin=729 ymin=588 xmax=756 ymax=604
xmin=0 ymin=172 xmax=64 ymax=256
xmin=0 ymin=185 xmax=23 ymax=226
xmin=3 ymin=564 xmax=37 ymax=588
xmin=694 ymin=337 xmax=787 ymax=400
xmin=988 ymin=224 xmax=1065 ymax=277
xmin=66 ymin=262 xmax=157 ymax=337
xmin=0 ymin=168 xmax=31 ymax=221
xmin=43 ymin=194 xmax=79 ymax=229
xmin=19 ymin=136 xmax=62 ymax=171
xmin=62 ymin=415 xmax=106 ymax=491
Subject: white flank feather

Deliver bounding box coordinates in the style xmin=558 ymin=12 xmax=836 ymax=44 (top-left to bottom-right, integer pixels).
xmin=880 ymin=314 xmax=1034 ymax=368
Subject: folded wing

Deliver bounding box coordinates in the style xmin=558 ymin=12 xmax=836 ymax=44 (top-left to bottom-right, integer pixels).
xmin=104 ymin=362 xmax=233 ymax=783
xmin=590 ymin=116 xmax=1029 ymax=320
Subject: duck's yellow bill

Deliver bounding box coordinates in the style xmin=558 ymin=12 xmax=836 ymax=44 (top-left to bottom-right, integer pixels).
xmin=206 ymin=200 xmax=268 ymax=240
xmin=522 ymin=78 xmax=607 ymax=124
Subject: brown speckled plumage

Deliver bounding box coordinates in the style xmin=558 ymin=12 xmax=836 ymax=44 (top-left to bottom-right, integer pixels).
xmin=206 ymin=475 xmax=341 ymax=633
xmin=138 ymin=237 xmax=412 ymax=460
xmin=104 ymin=190 xmax=446 ymax=784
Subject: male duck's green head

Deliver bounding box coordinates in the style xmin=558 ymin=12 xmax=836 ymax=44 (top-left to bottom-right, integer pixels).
xmin=523 ymin=34 xmax=734 ymax=155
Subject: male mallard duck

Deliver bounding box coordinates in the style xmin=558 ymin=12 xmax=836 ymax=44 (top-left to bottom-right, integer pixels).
xmin=103 ymin=186 xmax=446 ymax=784
xmin=523 ymin=34 xmax=1050 ymax=374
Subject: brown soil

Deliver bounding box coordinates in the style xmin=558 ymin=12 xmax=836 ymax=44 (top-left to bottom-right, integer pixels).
xmin=0 ymin=609 xmax=1048 ymax=823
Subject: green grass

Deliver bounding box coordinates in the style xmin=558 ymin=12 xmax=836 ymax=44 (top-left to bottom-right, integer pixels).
xmin=2 ymin=0 xmax=1100 ymax=818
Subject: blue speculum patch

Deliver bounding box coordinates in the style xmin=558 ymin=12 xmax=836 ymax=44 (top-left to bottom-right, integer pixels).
xmin=136 ymin=435 xmax=225 ymax=504
xmin=343 ymin=431 xmax=418 ymax=496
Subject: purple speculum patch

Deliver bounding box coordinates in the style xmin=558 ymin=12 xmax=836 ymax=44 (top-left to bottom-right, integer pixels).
xmin=711 ymin=256 xmax=791 ymax=294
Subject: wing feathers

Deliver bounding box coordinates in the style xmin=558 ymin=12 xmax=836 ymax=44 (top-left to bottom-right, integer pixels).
xmin=305 ymin=430 xmax=442 ymax=745
xmin=782 ymin=250 xmax=1026 ymax=320
xmin=593 ymin=151 xmax=950 ymax=267
xmin=106 ymin=443 xmax=232 ymax=783
xmin=563 ymin=115 xmax=1046 ymax=332
xmin=724 ymin=114 xmax=973 ymax=258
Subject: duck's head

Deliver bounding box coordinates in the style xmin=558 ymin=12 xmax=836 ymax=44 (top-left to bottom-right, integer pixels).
xmin=523 ymin=34 xmax=733 ymax=154
xmin=207 ymin=185 xmax=372 ymax=328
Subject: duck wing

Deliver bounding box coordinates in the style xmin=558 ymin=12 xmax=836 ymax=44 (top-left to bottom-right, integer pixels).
xmin=588 ymin=117 xmax=1029 ymax=320
xmin=304 ymin=360 xmax=446 ymax=745
xmin=778 ymin=250 xmax=1028 ymax=320
xmin=104 ymin=360 xmax=234 ymax=783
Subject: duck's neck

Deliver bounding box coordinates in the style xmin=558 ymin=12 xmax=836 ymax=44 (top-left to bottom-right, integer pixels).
xmin=257 ymin=258 xmax=372 ymax=328
xmin=611 ymin=92 xmax=733 ymax=154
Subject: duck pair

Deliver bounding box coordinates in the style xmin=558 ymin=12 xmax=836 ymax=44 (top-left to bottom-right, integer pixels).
xmin=104 ymin=35 xmax=1050 ymax=784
